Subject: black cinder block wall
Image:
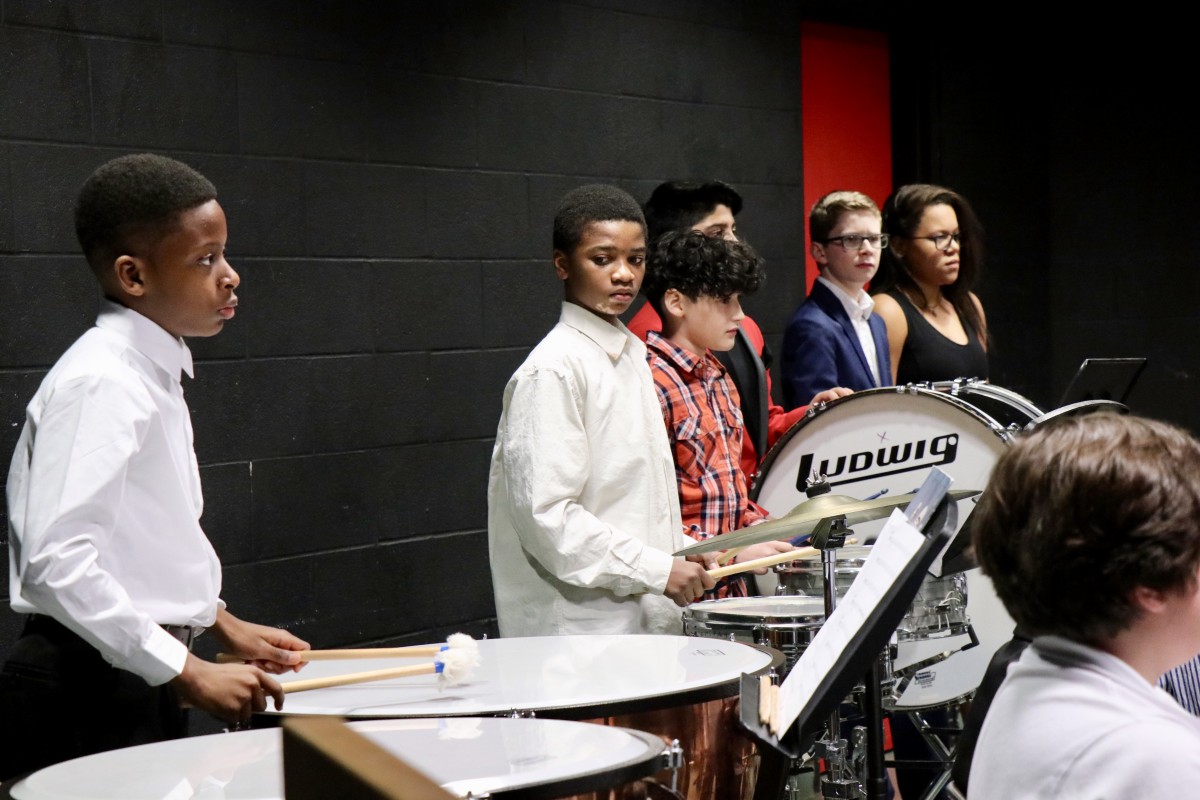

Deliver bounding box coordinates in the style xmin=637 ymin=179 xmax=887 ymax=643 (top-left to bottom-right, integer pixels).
xmin=890 ymin=27 xmax=1195 ymax=427
xmin=0 ymin=1 xmax=807 ymax=663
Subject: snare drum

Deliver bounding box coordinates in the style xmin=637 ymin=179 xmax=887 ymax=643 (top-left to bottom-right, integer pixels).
xmin=887 ymin=568 xmax=1013 ymax=711
xmin=3 ymin=718 xmax=665 ymax=800
xmin=262 ymin=635 xmax=781 ymax=800
xmin=683 ymin=596 xmax=826 ymax=671
xmin=929 ymin=379 xmax=1043 ymax=430
xmin=775 ymin=546 xmax=970 ymax=642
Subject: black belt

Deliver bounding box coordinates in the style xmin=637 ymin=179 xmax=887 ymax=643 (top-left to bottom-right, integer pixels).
xmin=27 ymin=615 xmax=199 ymax=651
xmin=161 ymin=625 xmax=200 ymax=649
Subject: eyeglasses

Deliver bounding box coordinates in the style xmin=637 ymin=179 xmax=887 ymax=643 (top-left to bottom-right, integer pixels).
xmin=912 ymin=232 xmax=961 ymax=251
xmin=824 ymin=234 xmax=889 ymax=251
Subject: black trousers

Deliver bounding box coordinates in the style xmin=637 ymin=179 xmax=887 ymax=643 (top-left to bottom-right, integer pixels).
xmin=0 ymin=616 xmax=187 ymax=782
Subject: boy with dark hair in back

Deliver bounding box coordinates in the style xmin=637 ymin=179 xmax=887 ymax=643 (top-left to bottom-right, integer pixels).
xmin=781 ymin=190 xmax=892 ymax=408
xmin=2 ymin=153 xmax=308 ymax=780
xmin=967 ymin=413 xmax=1200 ymax=797
xmin=630 ymin=180 xmax=849 ymax=480
xmin=641 ymin=231 xmax=796 ymax=595
xmin=488 ymin=185 xmax=714 ymax=637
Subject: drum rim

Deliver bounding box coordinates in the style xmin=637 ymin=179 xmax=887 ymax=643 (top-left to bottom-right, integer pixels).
xmin=927 ymin=379 xmax=1045 ymax=419
xmin=3 ymin=720 xmax=670 ymax=800
xmin=751 ymin=385 xmax=1009 ymax=500
xmin=436 ymin=723 xmax=668 ymax=800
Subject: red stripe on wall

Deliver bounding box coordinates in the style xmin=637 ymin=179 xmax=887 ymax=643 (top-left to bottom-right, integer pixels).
xmin=800 ymin=21 xmax=892 ymax=291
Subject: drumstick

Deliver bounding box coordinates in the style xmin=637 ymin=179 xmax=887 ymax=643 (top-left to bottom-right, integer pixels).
xmin=282 ymin=649 xmax=476 ymax=693
xmin=216 ymin=633 xmax=480 ymax=665
xmin=707 ymin=546 xmax=820 ymax=580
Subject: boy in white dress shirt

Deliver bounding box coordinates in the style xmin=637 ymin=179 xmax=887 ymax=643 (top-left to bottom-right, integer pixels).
xmin=488 ymin=185 xmax=714 ymax=637
xmin=968 ymin=413 xmax=1200 ymax=798
xmin=1 ymin=154 xmax=309 ymax=779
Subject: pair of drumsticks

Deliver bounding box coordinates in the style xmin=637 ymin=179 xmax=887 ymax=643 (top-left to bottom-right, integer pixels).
xmin=217 ymin=552 xmax=813 ymax=694
xmin=217 ymin=633 xmax=480 ymax=692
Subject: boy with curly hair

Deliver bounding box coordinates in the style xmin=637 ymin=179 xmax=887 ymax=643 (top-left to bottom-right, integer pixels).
xmin=641 ymin=231 xmax=821 ymax=594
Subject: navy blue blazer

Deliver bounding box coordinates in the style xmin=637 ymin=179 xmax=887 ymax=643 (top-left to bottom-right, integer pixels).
xmin=780 ymin=280 xmax=891 ymax=410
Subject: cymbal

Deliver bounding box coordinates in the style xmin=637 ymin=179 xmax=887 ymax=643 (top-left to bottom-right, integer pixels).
xmin=673 ymin=489 xmax=980 ymax=556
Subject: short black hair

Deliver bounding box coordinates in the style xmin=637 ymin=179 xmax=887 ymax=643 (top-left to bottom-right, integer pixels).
xmin=641 ymin=229 xmax=765 ymax=318
xmin=75 ymin=153 xmax=217 ymax=274
xmin=552 ymin=184 xmax=645 ymax=253
xmin=642 ymin=180 xmax=743 ymax=244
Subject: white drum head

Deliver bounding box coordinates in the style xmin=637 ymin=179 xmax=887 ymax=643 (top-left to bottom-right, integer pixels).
xmin=8 ymin=718 xmax=665 ymax=800
xmin=753 ymin=388 xmax=1009 ymax=593
xmin=266 ymin=635 xmax=776 ymax=719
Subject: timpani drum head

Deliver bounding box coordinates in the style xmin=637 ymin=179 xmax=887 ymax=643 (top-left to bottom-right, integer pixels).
xmin=5 ymin=718 xmax=666 ymax=800
xmin=264 ymin=635 xmax=777 ymax=720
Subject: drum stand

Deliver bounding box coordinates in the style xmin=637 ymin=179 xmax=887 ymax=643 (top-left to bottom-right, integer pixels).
xmin=810 ymin=515 xmax=870 ymax=800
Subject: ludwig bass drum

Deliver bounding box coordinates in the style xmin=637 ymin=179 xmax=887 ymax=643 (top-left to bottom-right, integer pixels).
xmin=750 ymin=386 xmax=1022 ymax=710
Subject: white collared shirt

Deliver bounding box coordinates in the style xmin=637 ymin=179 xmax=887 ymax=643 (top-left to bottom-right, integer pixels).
xmin=7 ymin=301 xmax=222 ymax=685
xmin=488 ymin=302 xmax=687 ymax=637
xmin=817 ymin=276 xmax=881 ymax=385
xmin=970 ymin=636 xmax=1200 ymax=798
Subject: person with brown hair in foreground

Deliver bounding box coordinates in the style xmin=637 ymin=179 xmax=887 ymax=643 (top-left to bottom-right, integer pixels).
xmin=968 ymin=413 xmax=1200 ymax=797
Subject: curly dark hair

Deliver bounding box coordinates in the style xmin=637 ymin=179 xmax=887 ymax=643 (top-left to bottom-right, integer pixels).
xmin=552 ymin=184 xmax=645 ymax=253
xmin=873 ymin=184 xmax=986 ymax=338
xmin=74 ymin=153 xmax=217 ymax=274
xmin=971 ymin=413 xmax=1200 ymax=646
xmin=641 ymin=230 xmax=765 ymax=318
xmin=642 ymin=180 xmax=743 ymax=245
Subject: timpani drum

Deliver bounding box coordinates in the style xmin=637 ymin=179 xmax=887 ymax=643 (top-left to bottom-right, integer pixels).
xmin=2 ymin=718 xmax=666 ymax=800
xmin=261 ymin=635 xmax=782 ymax=800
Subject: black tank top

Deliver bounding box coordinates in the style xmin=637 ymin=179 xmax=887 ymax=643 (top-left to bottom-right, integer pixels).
xmin=888 ymin=289 xmax=989 ymax=384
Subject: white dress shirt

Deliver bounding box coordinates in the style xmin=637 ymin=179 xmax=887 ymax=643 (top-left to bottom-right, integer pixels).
xmin=970 ymin=636 xmax=1200 ymax=798
xmin=816 ymin=276 xmax=881 ymax=385
xmin=488 ymin=302 xmax=688 ymax=637
xmin=7 ymin=301 xmax=222 ymax=686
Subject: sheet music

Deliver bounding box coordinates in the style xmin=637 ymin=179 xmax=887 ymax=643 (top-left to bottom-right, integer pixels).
xmin=776 ymin=508 xmax=926 ymax=734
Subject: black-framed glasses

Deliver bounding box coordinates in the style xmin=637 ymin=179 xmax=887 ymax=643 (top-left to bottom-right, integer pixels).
xmin=824 ymin=233 xmax=889 ymax=251
xmin=912 ymin=232 xmax=961 ymax=251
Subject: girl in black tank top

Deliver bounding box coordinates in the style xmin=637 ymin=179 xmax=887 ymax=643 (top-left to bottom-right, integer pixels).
xmin=888 ymin=289 xmax=988 ymax=383
xmin=871 ymin=184 xmax=990 ymax=386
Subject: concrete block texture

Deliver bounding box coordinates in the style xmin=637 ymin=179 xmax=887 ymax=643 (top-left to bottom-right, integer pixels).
xmin=0 ymin=0 xmax=810 ymax=661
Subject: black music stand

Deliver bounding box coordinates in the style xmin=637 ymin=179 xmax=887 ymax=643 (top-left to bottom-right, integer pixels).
xmin=1058 ymin=357 xmax=1146 ymax=405
xmin=743 ymin=471 xmax=956 ymax=800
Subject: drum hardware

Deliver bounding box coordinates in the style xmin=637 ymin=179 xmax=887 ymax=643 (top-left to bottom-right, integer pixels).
xmin=806 ymin=483 xmax=871 ymax=800
xmin=889 ymin=705 xmax=966 ymax=800
xmin=659 ymin=740 xmax=685 ymax=795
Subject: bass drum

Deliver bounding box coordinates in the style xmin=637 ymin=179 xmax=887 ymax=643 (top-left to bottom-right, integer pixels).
xmin=749 ymin=386 xmax=1018 ymax=709
xmin=928 ymin=379 xmax=1044 ymax=431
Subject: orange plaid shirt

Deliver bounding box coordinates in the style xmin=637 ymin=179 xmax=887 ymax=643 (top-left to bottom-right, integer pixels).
xmin=646 ymin=332 xmax=770 ymax=595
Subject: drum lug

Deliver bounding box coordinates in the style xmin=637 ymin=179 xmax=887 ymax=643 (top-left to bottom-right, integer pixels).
xmin=659 ymin=738 xmax=685 ymax=773
xmin=505 ymin=708 xmax=536 ymax=719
